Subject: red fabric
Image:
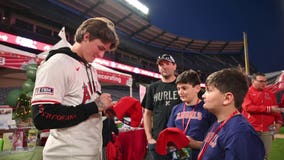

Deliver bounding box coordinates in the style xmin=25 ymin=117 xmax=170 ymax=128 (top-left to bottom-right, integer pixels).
xmin=40 ymin=129 xmax=50 ymax=146
xmin=277 ymin=73 xmax=284 ymax=90
xmin=242 ymin=86 xmax=283 ymax=132
xmin=113 ymin=96 xmax=143 ymax=127
xmin=156 ymin=127 xmax=190 ymax=155
xmin=266 ymin=73 xmax=284 ymax=94
xmin=114 ymin=129 xmax=147 ymax=160
xmin=106 ymin=135 xmax=123 ymax=160
xmin=280 ymin=95 xmax=284 ymax=108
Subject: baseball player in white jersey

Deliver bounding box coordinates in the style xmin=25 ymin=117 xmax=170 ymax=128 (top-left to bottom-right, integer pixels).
xmin=31 ymin=17 xmax=119 ymax=160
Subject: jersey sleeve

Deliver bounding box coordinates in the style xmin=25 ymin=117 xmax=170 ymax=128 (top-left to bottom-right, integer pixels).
xmin=32 ymin=57 xmax=67 ymax=105
xmin=32 ymin=102 xmax=98 ymax=130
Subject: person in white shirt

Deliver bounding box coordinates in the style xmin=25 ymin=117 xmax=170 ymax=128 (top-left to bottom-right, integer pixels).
xmin=31 ymin=17 xmax=119 ymax=160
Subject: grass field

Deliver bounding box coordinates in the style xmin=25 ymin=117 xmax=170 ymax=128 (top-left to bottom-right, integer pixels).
xmin=270 ymin=127 xmax=284 ymax=160
xmin=278 ymin=127 xmax=284 ymax=134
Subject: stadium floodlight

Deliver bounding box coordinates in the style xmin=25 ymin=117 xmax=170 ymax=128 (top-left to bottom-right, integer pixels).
xmin=124 ymin=0 xmax=149 ymax=15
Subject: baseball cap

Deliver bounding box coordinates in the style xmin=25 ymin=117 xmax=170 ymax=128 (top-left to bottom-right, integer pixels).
xmin=113 ymin=96 xmax=143 ymax=127
xmin=156 ymin=54 xmax=176 ymax=64
xmin=156 ymin=128 xmax=190 ymax=155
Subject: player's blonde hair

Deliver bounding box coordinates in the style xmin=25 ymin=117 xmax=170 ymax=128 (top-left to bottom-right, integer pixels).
xmin=74 ymin=17 xmax=119 ymax=51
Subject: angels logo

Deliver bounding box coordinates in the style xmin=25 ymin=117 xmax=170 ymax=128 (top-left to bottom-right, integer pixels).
xmin=204 ymin=131 xmax=218 ymax=148
xmin=209 ymin=134 xmax=218 ymax=148
xmin=82 ymin=84 xmax=91 ymax=104
xmin=176 ymin=111 xmax=203 ymax=121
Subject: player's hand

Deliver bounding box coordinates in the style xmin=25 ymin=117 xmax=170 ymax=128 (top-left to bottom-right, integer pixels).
xmin=111 ymin=101 xmax=118 ymax=106
xmin=187 ymin=136 xmax=203 ymax=149
xmin=147 ymin=138 xmax=156 ymax=144
xmin=95 ymin=93 xmax=112 ymax=111
xmin=271 ymin=106 xmax=281 ymax=113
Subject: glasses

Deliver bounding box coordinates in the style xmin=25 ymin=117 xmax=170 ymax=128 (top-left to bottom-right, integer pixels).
xmin=255 ymin=79 xmax=267 ymax=83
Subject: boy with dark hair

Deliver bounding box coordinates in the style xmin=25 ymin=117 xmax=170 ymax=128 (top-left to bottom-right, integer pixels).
xmin=167 ymin=70 xmax=216 ymax=160
xmin=198 ymin=68 xmax=265 ymax=160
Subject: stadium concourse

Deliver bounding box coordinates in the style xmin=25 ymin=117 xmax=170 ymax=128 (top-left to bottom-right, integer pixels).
xmin=0 ymin=0 xmax=258 ymax=108
xmin=0 ymin=0 xmax=256 ymax=80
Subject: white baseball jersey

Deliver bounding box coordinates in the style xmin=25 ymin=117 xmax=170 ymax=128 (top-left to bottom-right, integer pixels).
xmin=32 ymin=53 xmax=102 ymax=160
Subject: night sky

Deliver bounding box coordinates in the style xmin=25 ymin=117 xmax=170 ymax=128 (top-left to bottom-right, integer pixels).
xmin=141 ymin=0 xmax=284 ymax=73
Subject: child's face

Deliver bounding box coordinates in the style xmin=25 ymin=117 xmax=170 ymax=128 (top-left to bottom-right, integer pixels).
xmin=177 ymin=83 xmax=200 ymax=104
xmin=202 ymin=84 xmax=224 ymax=113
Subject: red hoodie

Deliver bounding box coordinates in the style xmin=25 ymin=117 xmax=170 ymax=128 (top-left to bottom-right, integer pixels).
xmin=242 ymin=86 xmax=283 ymax=132
xmin=279 ymin=94 xmax=284 ymax=108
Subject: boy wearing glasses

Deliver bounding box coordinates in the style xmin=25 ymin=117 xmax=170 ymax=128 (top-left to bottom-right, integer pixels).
xmin=242 ymin=72 xmax=283 ymax=159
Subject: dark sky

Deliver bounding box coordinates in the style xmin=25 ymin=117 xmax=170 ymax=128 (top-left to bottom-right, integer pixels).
xmin=140 ymin=0 xmax=284 ymax=73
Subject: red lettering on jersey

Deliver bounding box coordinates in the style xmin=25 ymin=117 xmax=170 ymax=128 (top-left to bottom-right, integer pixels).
xmin=209 ymin=135 xmax=218 ymax=148
xmin=39 ymin=105 xmax=44 ymax=113
xmin=82 ymin=84 xmax=91 ymax=104
xmin=204 ymin=131 xmax=218 ymax=148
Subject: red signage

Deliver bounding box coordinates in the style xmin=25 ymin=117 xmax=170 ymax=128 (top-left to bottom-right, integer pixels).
xmin=0 ymin=31 xmax=161 ymax=79
xmin=94 ymin=58 xmax=161 ymax=79
xmin=0 ymin=31 xmax=52 ymax=51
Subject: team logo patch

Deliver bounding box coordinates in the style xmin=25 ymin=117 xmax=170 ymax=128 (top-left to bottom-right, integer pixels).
xmin=34 ymin=87 xmax=54 ymax=95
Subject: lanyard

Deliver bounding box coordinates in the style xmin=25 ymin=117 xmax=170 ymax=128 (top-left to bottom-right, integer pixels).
xmin=197 ymin=110 xmax=239 ymax=160
xmin=182 ymin=99 xmax=199 ymax=134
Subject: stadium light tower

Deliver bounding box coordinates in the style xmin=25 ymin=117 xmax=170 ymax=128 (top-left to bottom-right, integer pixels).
xmin=123 ymin=0 xmax=149 ymax=15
